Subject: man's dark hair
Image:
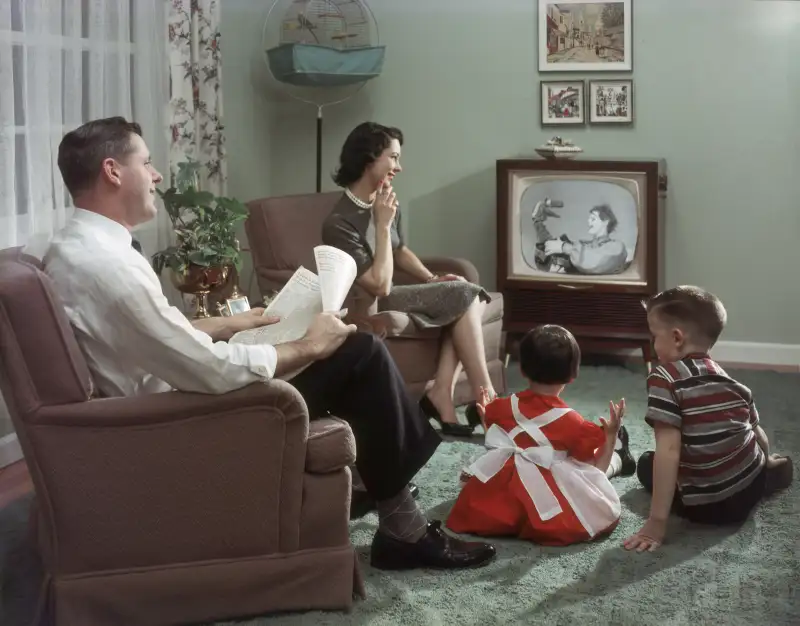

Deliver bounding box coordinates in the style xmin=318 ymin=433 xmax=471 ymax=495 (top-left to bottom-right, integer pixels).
xmin=332 ymin=122 xmax=403 ymax=188
xmin=57 ymin=116 xmax=142 ymax=197
xmin=644 ymin=285 xmax=727 ymax=347
xmin=519 ymin=324 xmax=581 ymax=385
xmin=590 ymin=204 xmax=618 ymax=234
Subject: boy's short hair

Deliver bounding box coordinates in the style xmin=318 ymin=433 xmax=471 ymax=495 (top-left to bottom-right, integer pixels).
xmin=519 ymin=324 xmax=580 ymax=385
xmin=644 ymin=285 xmax=727 ymax=347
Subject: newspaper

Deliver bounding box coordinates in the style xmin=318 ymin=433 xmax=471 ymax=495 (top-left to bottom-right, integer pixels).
xmin=229 ymin=245 xmax=357 ymax=346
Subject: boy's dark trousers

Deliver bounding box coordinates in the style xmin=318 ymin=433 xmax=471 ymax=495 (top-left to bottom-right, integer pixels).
xmin=635 ymin=451 xmax=769 ymax=524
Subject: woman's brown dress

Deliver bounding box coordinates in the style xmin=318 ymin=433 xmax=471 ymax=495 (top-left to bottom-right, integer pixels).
xmin=321 ymin=193 xmax=491 ymax=331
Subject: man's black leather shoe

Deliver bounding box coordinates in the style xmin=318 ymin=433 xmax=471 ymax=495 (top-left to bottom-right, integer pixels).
xmin=350 ymin=482 xmax=420 ymax=520
xmin=370 ymin=521 xmax=496 ymax=570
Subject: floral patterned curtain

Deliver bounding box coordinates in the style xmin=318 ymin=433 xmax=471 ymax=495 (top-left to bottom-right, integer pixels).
xmin=167 ymin=0 xmax=226 ymax=195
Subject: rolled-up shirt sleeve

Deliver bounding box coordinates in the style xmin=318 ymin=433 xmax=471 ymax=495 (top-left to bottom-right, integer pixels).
xmin=89 ymin=259 xmax=277 ymax=395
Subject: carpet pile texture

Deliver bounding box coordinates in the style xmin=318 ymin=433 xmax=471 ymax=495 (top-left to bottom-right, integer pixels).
xmin=2 ymin=364 xmax=797 ymax=625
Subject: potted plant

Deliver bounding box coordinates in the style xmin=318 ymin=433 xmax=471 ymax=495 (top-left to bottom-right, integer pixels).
xmin=151 ymin=160 xmax=249 ymax=318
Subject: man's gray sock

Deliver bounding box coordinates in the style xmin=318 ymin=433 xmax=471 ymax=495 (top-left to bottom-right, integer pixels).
xmin=376 ymin=486 xmax=428 ymax=543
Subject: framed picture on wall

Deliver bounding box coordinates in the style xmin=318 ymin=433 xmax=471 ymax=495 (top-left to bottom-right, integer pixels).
xmin=588 ymin=79 xmax=634 ymax=124
xmin=538 ymin=0 xmax=633 ymax=72
xmin=541 ymin=80 xmax=585 ymax=126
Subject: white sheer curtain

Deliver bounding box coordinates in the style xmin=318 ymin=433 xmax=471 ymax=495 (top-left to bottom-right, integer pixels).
xmin=0 ymin=0 xmax=169 ymax=457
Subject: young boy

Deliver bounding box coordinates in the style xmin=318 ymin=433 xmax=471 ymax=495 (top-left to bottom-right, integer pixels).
xmin=624 ymin=286 xmax=793 ymax=553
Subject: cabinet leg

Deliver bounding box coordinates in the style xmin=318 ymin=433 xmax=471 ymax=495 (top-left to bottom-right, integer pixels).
xmin=642 ymin=342 xmax=653 ymax=374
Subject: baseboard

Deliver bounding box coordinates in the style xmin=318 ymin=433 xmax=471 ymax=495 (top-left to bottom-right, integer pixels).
xmin=0 ymin=433 xmax=22 ymax=468
xmin=602 ymin=340 xmax=800 ymax=372
xmin=710 ymin=341 xmax=800 ymax=370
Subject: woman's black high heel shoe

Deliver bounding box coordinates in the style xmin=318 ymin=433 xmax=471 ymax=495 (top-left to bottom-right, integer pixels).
xmin=419 ymin=394 xmax=475 ymax=437
xmin=464 ymin=402 xmax=483 ymax=429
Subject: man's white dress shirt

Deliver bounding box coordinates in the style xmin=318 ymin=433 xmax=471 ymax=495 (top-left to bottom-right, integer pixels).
xmin=39 ymin=209 xmax=278 ymax=397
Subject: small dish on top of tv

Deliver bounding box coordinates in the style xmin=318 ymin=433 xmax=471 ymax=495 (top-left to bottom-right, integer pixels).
xmin=535 ymin=136 xmax=583 ymax=160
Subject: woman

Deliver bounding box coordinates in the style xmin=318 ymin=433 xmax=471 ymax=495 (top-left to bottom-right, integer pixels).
xmin=321 ymin=122 xmax=494 ymax=437
xmin=543 ymin=204 xmax=629 ymax=275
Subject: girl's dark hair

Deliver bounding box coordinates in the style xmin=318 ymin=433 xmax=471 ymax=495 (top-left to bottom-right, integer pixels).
xmin=332 ymin=122 xmax=403 ymax=187
xmin=519 ymin=324 xmax=581 ymax=385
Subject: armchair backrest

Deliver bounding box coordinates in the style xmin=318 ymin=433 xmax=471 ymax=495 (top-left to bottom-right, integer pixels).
xmin=245 ymin=191 xmax=341 ymax=294
xmin=0 ymin=246 xmax=93 ymax=423
xmin=245 ymin=191 xmax=388 ymax=320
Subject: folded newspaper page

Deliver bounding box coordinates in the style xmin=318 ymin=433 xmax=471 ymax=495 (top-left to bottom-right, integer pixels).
xmin=229 ymin=245 xmax=357 ymax=346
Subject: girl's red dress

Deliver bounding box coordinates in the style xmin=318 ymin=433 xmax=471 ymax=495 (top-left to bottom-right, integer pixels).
xmin=446 ymin=390 xmax=621 ymax=546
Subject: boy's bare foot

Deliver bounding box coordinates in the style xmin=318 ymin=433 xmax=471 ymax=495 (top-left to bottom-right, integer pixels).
xmin=764 ymin=454 xmax=793 ymax=495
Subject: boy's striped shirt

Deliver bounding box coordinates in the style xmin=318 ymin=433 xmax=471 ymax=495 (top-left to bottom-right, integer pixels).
xmin=645 ymin=354 xmax=765 ymax=506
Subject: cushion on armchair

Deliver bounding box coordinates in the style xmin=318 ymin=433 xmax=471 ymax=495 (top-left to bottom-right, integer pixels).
xmin=305 ymin=417 xmax=357 ymax=474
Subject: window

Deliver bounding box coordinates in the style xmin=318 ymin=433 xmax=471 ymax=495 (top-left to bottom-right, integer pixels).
xmin=0 ymin=0 xmax=166 ymax=250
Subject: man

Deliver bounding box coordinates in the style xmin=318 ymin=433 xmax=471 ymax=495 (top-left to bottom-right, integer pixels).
xmin=41 ymin=117 xmax=496 ymax=571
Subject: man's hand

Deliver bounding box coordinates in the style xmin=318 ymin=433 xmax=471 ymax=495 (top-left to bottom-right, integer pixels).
xmin=623 ymin=518 xmax=666 ymax=553
xmin=192 ymin=307 xmax=279 ymax=342
xmin=543 ymin=239 xmax=564 ymax=256
xmin=303 ymin=312 xmax=357 ymax=359
xmin=230 ymin=307 xmax=279 ymax=330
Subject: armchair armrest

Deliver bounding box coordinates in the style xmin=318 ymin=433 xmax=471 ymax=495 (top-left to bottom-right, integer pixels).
xmin=28 ymin=381 xmax=311 ymax=574
xmin=33 ymin=379 xmax=304 ymax=427
xmin=421 ymin=256 xmax=481 ymax=284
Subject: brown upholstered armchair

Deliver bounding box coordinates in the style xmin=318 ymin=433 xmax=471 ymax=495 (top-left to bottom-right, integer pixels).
xmin=0 ymin=247 xmax=364 ymax=626
xmin=245 ymin=192 xmax=507 ymax=406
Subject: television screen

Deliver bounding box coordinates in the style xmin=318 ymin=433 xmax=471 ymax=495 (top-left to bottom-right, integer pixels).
xmin=508 ymin=172 xmax=647 ymax=286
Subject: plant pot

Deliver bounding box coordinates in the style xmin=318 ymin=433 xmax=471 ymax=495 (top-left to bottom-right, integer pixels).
xmin=170 ymin=264 xmax=229 ymax=318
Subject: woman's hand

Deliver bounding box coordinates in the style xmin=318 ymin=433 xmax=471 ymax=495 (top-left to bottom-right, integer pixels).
xmin=373 ymin=180 xmax=398 ymax=228
xmin=428 ymin=273 xmax=466 ymax=283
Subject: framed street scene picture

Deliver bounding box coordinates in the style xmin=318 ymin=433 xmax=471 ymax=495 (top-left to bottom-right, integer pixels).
xmin=588 ymin=79 xmax=633 ymax=124
xmin=541 ymin=80 xmax=585 ymax=126
xmin=539 ymin=0 xmax=633 ymax=72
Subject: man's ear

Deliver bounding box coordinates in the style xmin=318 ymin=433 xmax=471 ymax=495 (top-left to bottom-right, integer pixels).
xmin=101 ymin=157 xmax=122 ymax=187
xmin=672 ymin=327 xmax=685 ymax=347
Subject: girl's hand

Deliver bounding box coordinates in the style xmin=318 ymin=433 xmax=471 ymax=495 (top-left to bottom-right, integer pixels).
xmin=475 ymin=386 xmax=493 ymax=420
xmin=599 ymin=398 xmax=625 ymax=436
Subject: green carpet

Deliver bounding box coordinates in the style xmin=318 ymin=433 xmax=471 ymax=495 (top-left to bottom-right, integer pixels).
xmin=2 ymin=364 xmax=798 ymax=625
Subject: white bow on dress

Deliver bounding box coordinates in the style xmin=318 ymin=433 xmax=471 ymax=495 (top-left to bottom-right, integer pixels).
xmin=469 ymin=423 xmax=567 ymax=521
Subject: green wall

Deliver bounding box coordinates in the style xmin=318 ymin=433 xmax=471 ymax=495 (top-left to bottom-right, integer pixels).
xmin=222 ymin=0 xmax=800 ymax=344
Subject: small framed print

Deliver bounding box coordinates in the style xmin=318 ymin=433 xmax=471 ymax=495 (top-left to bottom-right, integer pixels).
xmin=225 ymin=295 xmax=251 ymax=316
xmin=541 ymin=80 xmax=585 ymax=126
xmin=588 ymin=79 xmax=633 ymax=124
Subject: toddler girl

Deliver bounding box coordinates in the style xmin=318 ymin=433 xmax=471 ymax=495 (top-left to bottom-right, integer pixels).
xmin=446 ymin=324 xmax=630 ymax=546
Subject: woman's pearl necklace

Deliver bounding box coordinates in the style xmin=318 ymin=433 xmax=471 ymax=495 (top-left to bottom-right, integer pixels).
xmin=345 ymin=187 xmax=374 ymax=210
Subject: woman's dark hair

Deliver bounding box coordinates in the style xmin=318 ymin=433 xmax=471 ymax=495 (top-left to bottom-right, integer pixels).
xmin=332 ymin=122 xmax=403 ymax=187
xmin=518 ymin=324 xmax=581 ymax=385
xmin=590 ymin=204 xmax=618 ymax=234
xmin=57 ymin=116 xmax=143 ymax=197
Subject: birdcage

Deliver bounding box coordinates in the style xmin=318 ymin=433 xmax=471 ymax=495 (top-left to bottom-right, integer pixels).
xmin=262 ymin=0 xmax=385 ymax=191
xmin=265 ymin=0 xmax=384 ymax=87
